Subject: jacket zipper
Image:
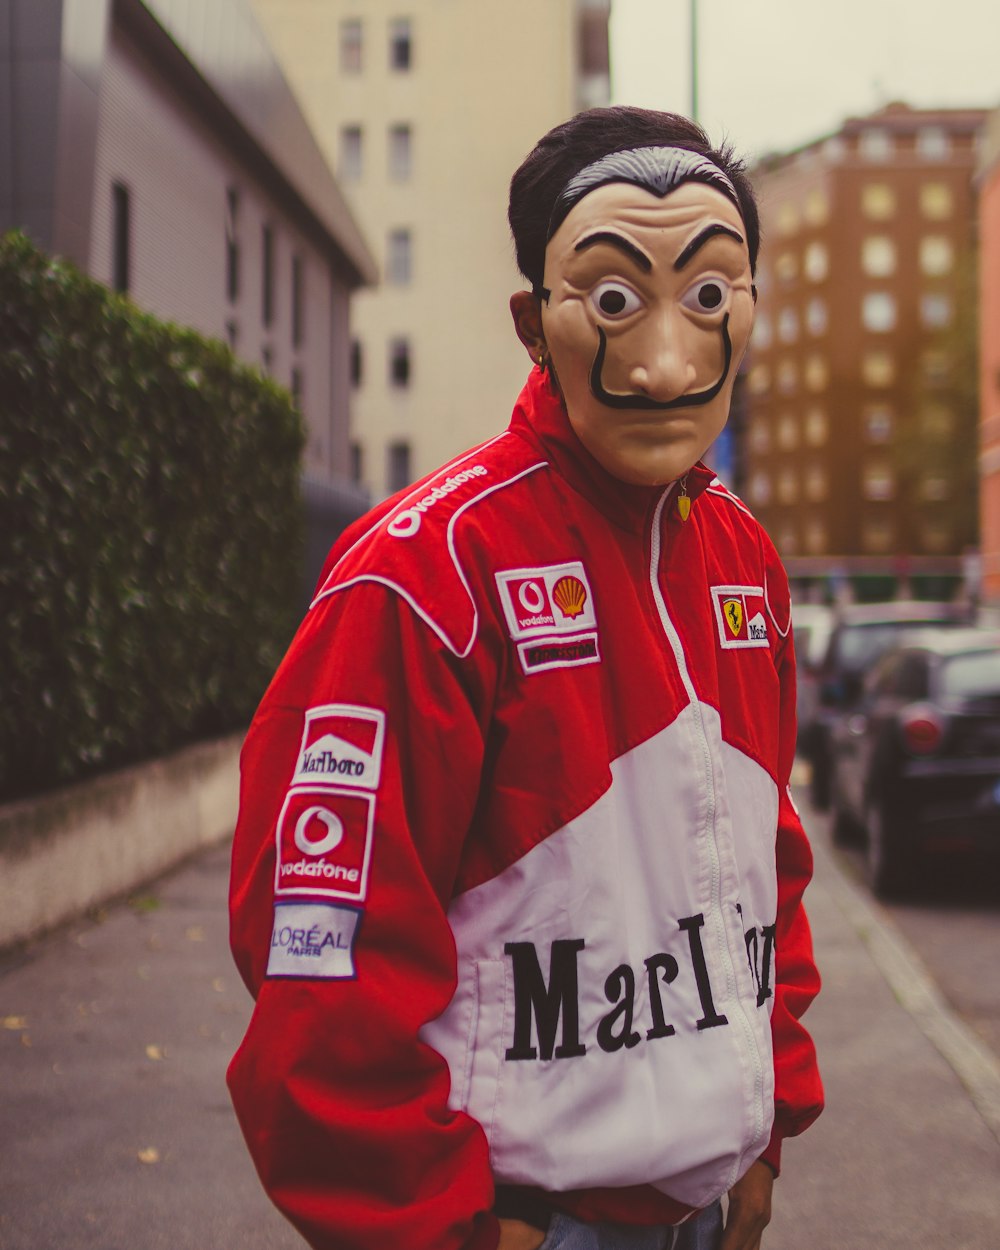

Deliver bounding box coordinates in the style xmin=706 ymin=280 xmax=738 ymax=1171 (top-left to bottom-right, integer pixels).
xmin=647 ymin=484 xmax=767 ymax=1173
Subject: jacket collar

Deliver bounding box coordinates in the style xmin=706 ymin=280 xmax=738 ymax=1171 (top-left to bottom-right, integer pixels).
xmin=508 ymin=367 xmax=716 ymax=534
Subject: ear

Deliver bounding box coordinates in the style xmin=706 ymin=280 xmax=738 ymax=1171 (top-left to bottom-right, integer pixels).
xmin=510 ymin=290 xmax=547 ymax=368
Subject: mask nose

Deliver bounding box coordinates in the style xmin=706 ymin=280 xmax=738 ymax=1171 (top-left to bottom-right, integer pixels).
xmin=627 ymin=313 xmax=698 ymax=402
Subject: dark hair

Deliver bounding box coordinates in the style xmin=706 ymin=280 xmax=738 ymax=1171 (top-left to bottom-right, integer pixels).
xmin=508 ymin=106 xmax=760 ymax=288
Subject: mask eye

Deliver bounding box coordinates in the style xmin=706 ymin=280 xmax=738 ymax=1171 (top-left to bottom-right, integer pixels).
xmin=680 ymin=277 xmax=731 ymax=314
xmin=590 ymin=281 xmax=642 ymax=320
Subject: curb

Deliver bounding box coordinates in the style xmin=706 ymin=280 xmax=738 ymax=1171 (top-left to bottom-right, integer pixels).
xmin=0 ymin=733 xmax=243 ymax=950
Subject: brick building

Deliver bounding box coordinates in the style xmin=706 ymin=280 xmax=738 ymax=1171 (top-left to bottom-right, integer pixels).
xmin=743 ymin=103 xmax=988 ymax=598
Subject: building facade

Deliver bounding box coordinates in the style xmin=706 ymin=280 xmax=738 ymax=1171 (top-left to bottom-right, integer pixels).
xmin=251 ymin=0 xmax=611 ymax=499
xmin=743 ymin=103 xmax=987 ymax=597
xmin=1 ymin=0 xmax=376 ymax=519
xmin=978 ymin=107 xmax=1000 ymax=606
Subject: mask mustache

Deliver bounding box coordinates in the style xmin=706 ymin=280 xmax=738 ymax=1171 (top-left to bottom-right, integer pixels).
xmin=588 ymin=314 xmax=732 ymax=411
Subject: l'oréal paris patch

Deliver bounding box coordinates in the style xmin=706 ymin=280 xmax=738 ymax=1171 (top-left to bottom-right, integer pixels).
xmin=266 ymin=901 xmax=361 ymax=979
xmin=710 ymin=585 xmax=770 ymax=650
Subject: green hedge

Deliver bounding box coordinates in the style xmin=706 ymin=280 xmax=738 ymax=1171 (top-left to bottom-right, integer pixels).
xmin=0 ymin=231 xmax=305 ymax=802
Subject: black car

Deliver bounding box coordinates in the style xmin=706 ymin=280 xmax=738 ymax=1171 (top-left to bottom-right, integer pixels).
xmin=829 ymin=627 xmax=1000 ymax=897
xmin=803 ymin=600 xmax=972 ymax=810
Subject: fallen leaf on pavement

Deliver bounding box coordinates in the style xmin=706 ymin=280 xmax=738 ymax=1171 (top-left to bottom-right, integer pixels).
xmin=185 ymin=926 xmax=205 ymax=943
xmin=145 ymin=1044 xmax=164 ymax=1061
xmin=137 ymin=1147 xmax=160 ymax=1165
xmin=3 ymin=1016 xmax=27 ymax=1030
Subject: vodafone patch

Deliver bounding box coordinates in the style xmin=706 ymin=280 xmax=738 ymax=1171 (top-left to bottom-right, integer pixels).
xmin=711 ymin=585 xmax=770 ymax=650
xmin=275 ymin=788 xmax=374 ymax=902
xmin=496 ymin=561 xmax=597 ymax=640
xmin=291 ymin=704 xmax=385 ymax=789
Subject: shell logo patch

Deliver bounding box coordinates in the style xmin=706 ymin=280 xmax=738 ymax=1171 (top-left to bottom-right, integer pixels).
xmin=495 ymin=561 xmax=597 ymax=640
xmin=711 ymin=585 xmax=770 ymax=650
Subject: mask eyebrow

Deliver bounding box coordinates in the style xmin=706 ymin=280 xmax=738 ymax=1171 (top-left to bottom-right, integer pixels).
xmin=674 ymin=223 xmax=745 ymax=271
xmin=574 ymin=231 xmax=652 ymax=273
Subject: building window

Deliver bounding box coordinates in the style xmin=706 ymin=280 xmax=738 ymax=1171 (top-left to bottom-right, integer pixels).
xmin=777 ymin=414 xmax=798 ymax=449
xmin=774 ymin=251 xmax=798 ymax=282
xmin=806 ymin=298 xmax=828 ymax=336
xmin=922 ymin=349 xmax=951 ymax=385
xmin=920 ymin=182 xmax=953 ymax=220
xmin=804 ymin=406 xmax=828 ymax=446
xmin=863 ymin=518 xmax=894 ymax=552
xmin=920 ymin=402 xmax=954 ymax=440
xmin=341 ymin=18 xmax=362 ymax=72
xmin=112 ymin=181 xmax=131 ymax=294
xmin=389 ymin=336 xmax=411 ymax=387
xmin=350 ymin=442 xmax=363 ymax=483
xmin=777 ymin=470 xmax=798 ymax=505
xmin=747 ymin=363 xmax=770 ymax=395
xmin=262 ymin=344 xmax=273 ymax=374
xmin=387 ymin=440 xmax=412 ymax=492
xmin=920 ymin=293 xmax=953 ymax=329
xmin=921 ymin=475 xmax=949 ymax=501
xmin=225 ymin=186 xmax=239 ymax=303
xmin=805 ymin=465 xmax=827 ymax=502
xmin=861 ymin=183 xmax=896 ymax=220
xmin=917 ymin=127 xmax=950 ymax=160
xmin=350 ymin=338 xmax=363 ymax=388
xmin=861 ymin=236 xmax=896 ymax=277
xmin=862 ymin=351 xmax=895 ymax=387
xmin=804 ymin=518 xmax=827 ymax=554
xmin=778 ymin=307 xmax=799 ymax=343
xmin=340 ymin=126 xmax=363 ymax=181
xmin=864 ymin=463 xmax=895 ymax=501
xmin=864 ymin=404 xmax=894 ymax=443
xmin=922 ymin=521 xmax=951 ymax=552
xmin=803 ymin=189 xmax=829 ymax=226
xmin=919 ymin=235 xmax=953 ymax=276
xmin=776 ymin=202 xmax=799 ymax=236
xmin=291 ymin=367 xmax=303 ymax=409
xmin=749 ymin=419 xmax=770 ymax=452
xmin=751 ymin=313 xmax=772 ymax=350
xmin=388 ymin=124 xmax=412 ymax=181
xmin=862 ymin=291 xmax=897 ymax=333
xmin=291 ymin=254 xmax=304 ymax=348
xmin=777 ymin=360 xmax=798 ymax=394
xmin=859 ymin=128 xmax=893 ymax=162
xmin=389 ymin=17 xmax=412 ymax=70
xmin=823 ymin=136 xmax=846 ymax=162
xmin=225 ymin=319 xmax=238 ymax=350
xmin=804 ymin=355 xmax=829 ymax=392
xmin=386 ymin=228 xmax=412 ymax=284
xmin=262 ymin=224 xmax=274 ymax=327
xmin=749 ymin=471 xmax=772 ymax=506
xmin=803 ymin=241 xmax=828 ymax=282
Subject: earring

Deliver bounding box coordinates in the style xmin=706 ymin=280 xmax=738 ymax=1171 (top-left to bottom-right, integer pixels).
xmin=537 ymin=352 xmax=547 ymax=373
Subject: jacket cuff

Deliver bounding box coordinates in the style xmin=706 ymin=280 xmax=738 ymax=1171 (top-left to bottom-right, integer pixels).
xmin=760 ymin=1128 xmax=783 ymax=1177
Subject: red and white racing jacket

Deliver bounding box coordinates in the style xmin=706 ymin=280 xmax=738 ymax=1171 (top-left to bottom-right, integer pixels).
xmin=228 ymin=368 xmax=823 ymax=1250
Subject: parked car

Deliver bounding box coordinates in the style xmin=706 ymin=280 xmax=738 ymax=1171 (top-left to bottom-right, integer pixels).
xmin=829 ymin=627 xmax=1000 ymax=897
xmin=792 ymin=602 xmax=834 ymax=760
xmin=803 ymin=600 xmax=972 ymax=810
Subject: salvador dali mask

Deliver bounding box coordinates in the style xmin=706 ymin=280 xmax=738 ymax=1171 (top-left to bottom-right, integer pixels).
xmin=537 ymin=164 xmax=755 ymax=487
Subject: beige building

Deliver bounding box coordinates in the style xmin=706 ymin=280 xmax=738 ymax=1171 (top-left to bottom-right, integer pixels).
xmin=251 ymin=0 xmax=611 ymax=499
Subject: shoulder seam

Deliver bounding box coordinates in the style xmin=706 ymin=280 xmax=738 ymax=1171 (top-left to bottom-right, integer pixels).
xmin=312 ymin=458 xmax=549 ymax=657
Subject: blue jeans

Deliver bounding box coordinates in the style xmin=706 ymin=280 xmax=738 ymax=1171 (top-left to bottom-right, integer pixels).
xmin=536 ymin=1200 xmax=724 ymax=1250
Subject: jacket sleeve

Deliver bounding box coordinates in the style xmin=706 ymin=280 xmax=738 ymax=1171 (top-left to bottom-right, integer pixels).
xmin=227 ymin=580 xmax=500 ymax=1250
xmin=761 ymin=550 xmax=825 ymax=1175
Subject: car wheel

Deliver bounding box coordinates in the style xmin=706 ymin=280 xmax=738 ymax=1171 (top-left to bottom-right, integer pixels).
xmin=865 ymin=799 xmax=915 ymax=899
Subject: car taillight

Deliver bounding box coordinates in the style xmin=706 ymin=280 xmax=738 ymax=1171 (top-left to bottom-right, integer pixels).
xmin=901 ymin=704 xmax=944 ymax=755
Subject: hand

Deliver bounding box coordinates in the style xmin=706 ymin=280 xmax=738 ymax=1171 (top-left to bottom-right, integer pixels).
xmin=720 ymin=1159 xmax=773 ymax=1250
xmin=497 ymin=1216 xmax=548 ymax=1250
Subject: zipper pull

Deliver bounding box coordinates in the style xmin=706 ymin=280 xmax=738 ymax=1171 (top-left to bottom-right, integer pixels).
xmin=676 ymin=475 xmax=691 ymax=521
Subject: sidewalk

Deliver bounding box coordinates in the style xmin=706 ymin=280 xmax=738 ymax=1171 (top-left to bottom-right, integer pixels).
xmin=1 ymin=802 xmax=998 ymax=1249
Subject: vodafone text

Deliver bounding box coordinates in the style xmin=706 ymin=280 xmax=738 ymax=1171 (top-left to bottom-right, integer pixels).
xmin=387 ymin=466 xmax=488 ymax=538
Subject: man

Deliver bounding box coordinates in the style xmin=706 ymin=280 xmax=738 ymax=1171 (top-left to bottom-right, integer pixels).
xmin=228 ymin=107 xmax=823 ymax=1250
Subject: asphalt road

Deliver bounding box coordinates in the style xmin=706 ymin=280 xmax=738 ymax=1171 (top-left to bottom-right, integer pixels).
xmin=1 ymin=786 xmax=998 ymax=1249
